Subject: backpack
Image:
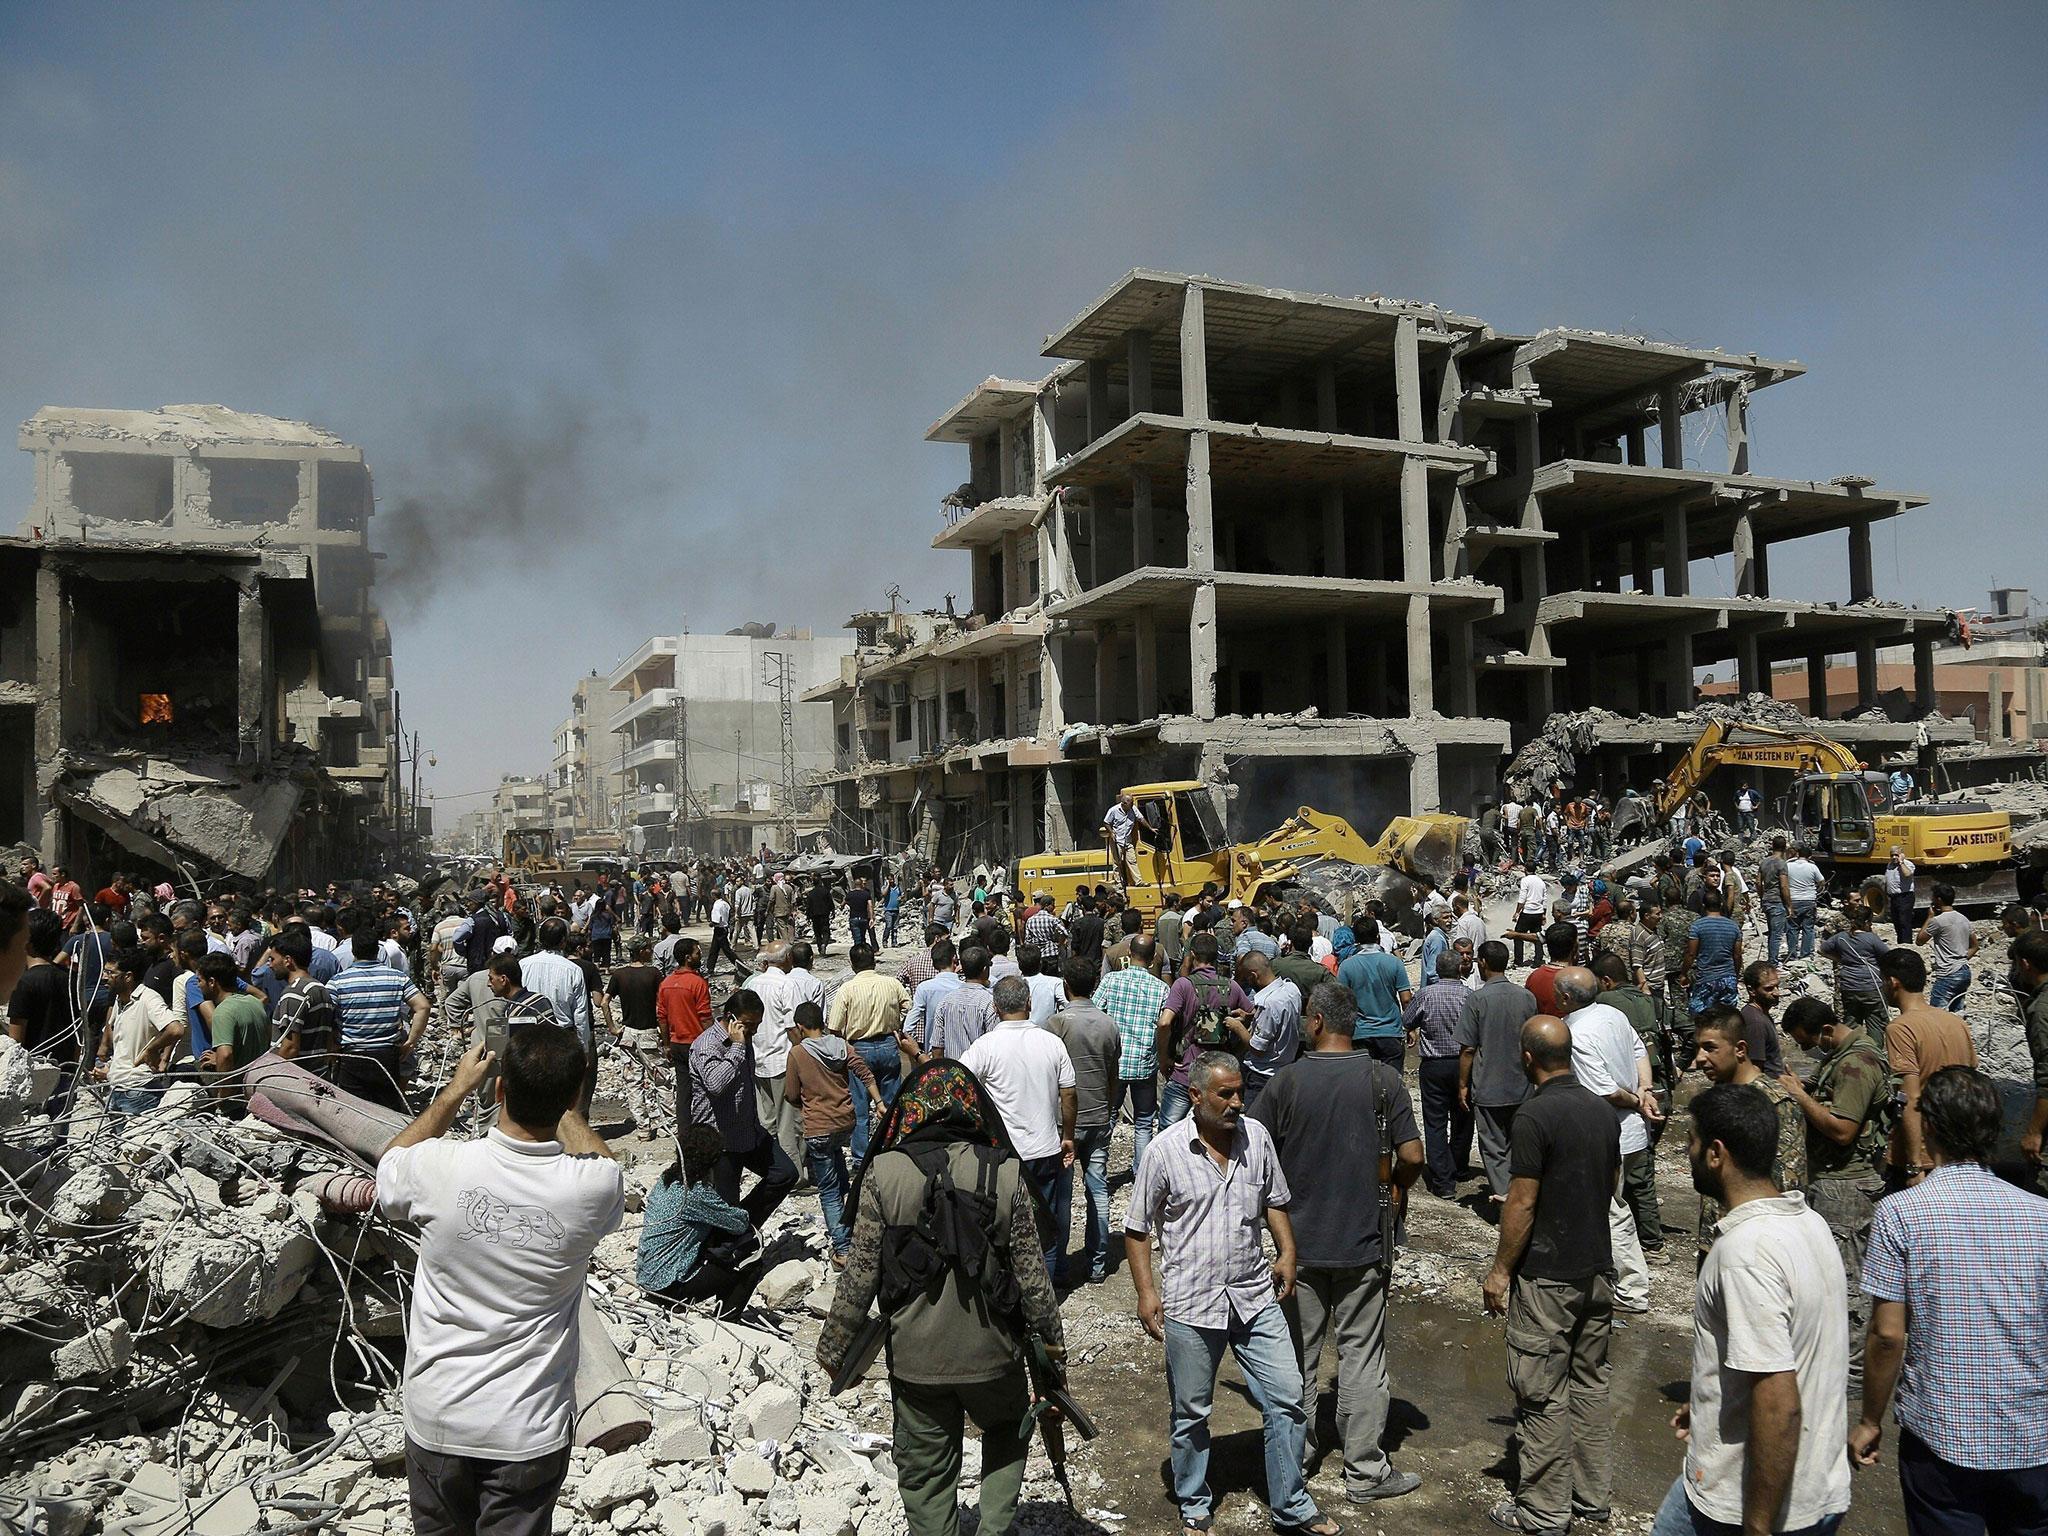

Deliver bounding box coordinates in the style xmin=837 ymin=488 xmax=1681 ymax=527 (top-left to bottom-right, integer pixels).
xmin=876 ymin=1141 xmax=1022 ymax=1323
xmin=1178 ymin=973 xmax=1237 ymax=1058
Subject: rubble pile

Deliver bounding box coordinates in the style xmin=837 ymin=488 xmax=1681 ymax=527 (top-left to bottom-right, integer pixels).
xmin=0 ymin=1039 xmax=908 ymax=1536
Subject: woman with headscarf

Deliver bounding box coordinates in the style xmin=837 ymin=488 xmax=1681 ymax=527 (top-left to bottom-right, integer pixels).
xmin=817 ymin=1060 xmax=1064 ymax=1536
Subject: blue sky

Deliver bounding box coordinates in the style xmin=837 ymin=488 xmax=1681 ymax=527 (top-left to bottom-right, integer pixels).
xmin=3 ymin=2 xmax=2042 ymax=804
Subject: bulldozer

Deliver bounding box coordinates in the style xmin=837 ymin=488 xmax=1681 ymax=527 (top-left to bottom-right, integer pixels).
xmin=1011 ymin=780 xmax=1467 ymax=926
xmin=1655 ymin=721 xmax=2017 ymax=908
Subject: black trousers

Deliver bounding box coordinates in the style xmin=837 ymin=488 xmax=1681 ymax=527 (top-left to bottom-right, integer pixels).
xmin=1417 ymin=1055 xmax=1473 ymax=1196
xmin=707 ymin=924 xmax=742 ymax=978
xmin=711 ymin=1134 xmax=799 ymax=1226
xmin=333 ymin=1046 xmax=410 ymax=1113
xmin=406 ymin=1438 xmax=571 ymax=1536
xmin=662 ymin=1257 xmax=767 ymax=1316
xmin=1899 ymin=1425 xmax=2048 ymax=1536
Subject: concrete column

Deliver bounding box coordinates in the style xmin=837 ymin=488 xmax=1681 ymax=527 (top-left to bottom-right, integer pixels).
xmin=1442 ymin=618 xmax=1475 ymax=716
xmin=1186 ymin=431 xmax=1215 ymax=572
xmin=1408 ymin=743 xmax=1441 ymax=814
xmin=997 ymin=418 xmax=1019 ymax=498
xmin=33 ymin=561 xmax=64 ymax=857
xmin=1855 ymin=640 xmax=1879 ymax=709
xmin=1405 ymin=593 xmax=1434 ymax=714
xmin=1435 ymin=351 xmax=1462 ymax=446
xmin=1848 ymin=517 xmax=1875 ymax=602
xmin=1807 ymin=653 xmax=1830 ymax=719
xmin=1394 ymin=317 xmax=1423 ymax=443
xmin=1086 ymin=360 xmax=1112 ymax=445
xmin=1135 ymin=610 xmax=1159 ymax=717
xmin=1440 ymin=487 xmax=1470 ymax=579
xmin=1040 ymin=634 xmax=1067 ymax=737
xmin=1732 ymin=504 xmax=1760 ymax=597
xmin=1320 ymin=486 xmax=1345 ymax=578
xmin=1626 ymin=425 xmax=1646 ymax=466
xmin=1726 ymin=383 xmax=1750 ymax=475
xmin=1753 ymin=537 xmax=1771 ymax=599
xmin=1094 ymin=626 xmax=1117 ymax=724
xmin=1190 ymin=585 xmax=1219 ymax=720
xmin=1662 ymin=500 xmax=1690 ymax=597
xmin=237 ymin=581 xmax=269 ymax=763
xmin=1179 ymin=284 xmax=1209 ymax=421
xmin=936 ymin=668 xmax=951 ymax=745
xmin=1630 ymin=538 xmax=1653 ymax=594
xmin=1131 ymin=471 xmax=1153 ymax=570
xmin=1127 ymin=331 xmax=1153 ymax=413
xmin=1398 ymin=459 xmax=1430 ymax=583
xmin=1666 ymin=631 xmax=1696 ymax=710
xmin=1315 ymin=361 xmax=1338 ymax=431
xmin=1734 ymin=628 xmax=1762 ymax=698
xmin=1325 ymin=618 xmax=1349 ymax=715
xmin=1913 ymin=634 xmax=1936 ymax=714
xmin=1053 ymin=497 xmax=1080 ymax=598
xmin=1658 ymin=384 xmax=1686 ymax=469
xmin=1044 ymin=766 xmax=1072 ymax=850
xmin=1032 ymin=391 xmax=1057 ymax=496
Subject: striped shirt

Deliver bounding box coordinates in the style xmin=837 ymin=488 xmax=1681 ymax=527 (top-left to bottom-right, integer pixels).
xmin=1093 ymin=967 xmax=1170 ymax=1081
xmin=1126 ymin=1115 xmax=1290 ymax=1329
xmin=1862 ymin=1162 xmax=2048 ymax=1470
xmin=329 ymin=963 xmax=422 ymax=1051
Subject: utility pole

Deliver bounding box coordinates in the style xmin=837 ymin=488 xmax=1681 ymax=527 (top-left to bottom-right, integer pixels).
xmin=674 ymin=687 xmax=690 ymax=859
xmin=761 ymin=649 xmax=799 ymax=851
xmin=734 ymin=730 xmax=742 ymax=805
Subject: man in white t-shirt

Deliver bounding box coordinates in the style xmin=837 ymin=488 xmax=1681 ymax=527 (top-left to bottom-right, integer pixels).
xmin=377 ymin=1028 xmax=624 ymax=1536
xmin=1512 ymin=862 xmax=1550 ymax=967
xmin=1783 ymin=849 xmax=1824 ymax=961
xmin=961 ymin=975 xmax=1075 ymax=1268
xmin=1555 ymin=967 xmax=1658 ymax=1313
xmin=1658 ymin=1081 xmax=1849 ymax=1536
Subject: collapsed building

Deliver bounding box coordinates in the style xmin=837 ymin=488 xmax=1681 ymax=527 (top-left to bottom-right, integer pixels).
xmin=813 ymin=271 xmax=1970 ymax=868
xmin=11 ymin=406 xmax=404 ymax=883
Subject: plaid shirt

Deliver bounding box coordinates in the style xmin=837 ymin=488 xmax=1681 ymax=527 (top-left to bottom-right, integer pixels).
xmin=1024 ymin=909 xmax=1070 ymax=960
xmin=1863 ymin=1162 xmax=2048 ymax=1470
xmin=1402 ymin=978 xmax=1472 ymax=1058
xmin=1093 ymin=967 xmax=1169 ymax=1080
xmin=1125 ymin=1115 xmax=1290 ymax=1328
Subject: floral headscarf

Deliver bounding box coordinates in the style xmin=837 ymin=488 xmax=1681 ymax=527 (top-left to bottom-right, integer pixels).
xmin=849 ymin=1058 xmax=1012 ymax=1204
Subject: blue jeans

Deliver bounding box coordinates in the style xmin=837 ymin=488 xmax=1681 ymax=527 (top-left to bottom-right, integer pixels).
xmin=848 ymin=1036 xmax=902 ymax=1161
xmin=1021 ymin=1153 xmax=1064 ymax=1273
xmin=108 ymin=1083 xmax=162 ymax=1118
xmin=1116 ymin=1076 xmax=1158 ymax=1176
xmin=1648 ymin=1476 xmax=1843 ymax=1536
xmin=1159 ymin=1078 xmax=1192 ymax=1132
xmin=1053 ymin=1126 xmax=1113 ymax=1281
xmin=1790 ymin=901 xmax=1817 ymax=959
xmin=850 ymin=918 xmax=871 ymax=951
xmin=1762 ymin=901 xmax=1788 ymax=966
xmin=1163 ymin=1304 xmax=1318 ymax=1527
xmin=805 ymin=1134 xmax=852 ymax=1254
xmin=1929 ymin=965 xmax=1973 ymax=1012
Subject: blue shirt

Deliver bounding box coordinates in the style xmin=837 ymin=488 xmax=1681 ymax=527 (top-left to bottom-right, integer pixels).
xmin=1420 ymin=927 xmax=1449 ymax=986
xmin=329 ymin=962 xmax=422 ymax=1051
xmin=1682 ymin=835 xmax=1706 ymax=867
xmin=306 ymin=947 xmax=342 ymax=984
xmin=1336 ymin=950 xmax=1411 ymax=1040
xmin=1863 ymin=1162 xmax=2048 ymax=1470
xmin=1689 ymin=915 xmax=1741 ymax=981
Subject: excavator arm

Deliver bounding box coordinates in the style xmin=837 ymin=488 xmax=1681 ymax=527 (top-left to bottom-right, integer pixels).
xmin=1654 ymin=722 xmax=1862 ymax=820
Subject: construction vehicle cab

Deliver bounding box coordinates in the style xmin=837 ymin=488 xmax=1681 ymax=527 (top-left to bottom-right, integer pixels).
xmin=1657 ymin=721 xmax=2016 ymax=907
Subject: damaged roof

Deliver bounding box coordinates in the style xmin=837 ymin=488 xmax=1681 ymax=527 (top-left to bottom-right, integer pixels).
xmin=20 ymin=404 xmax=363 ymax=457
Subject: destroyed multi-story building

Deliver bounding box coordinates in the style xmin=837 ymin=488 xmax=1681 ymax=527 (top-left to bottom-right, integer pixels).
xmin=815 ymin=270 xmax=1967 ymax=867
xmin=10 ymin=405 xmax=404 ymax=882
xmin=549 ymin=673 xmax=624 ymax=847
xmin=610 ymin=627 xmax=850 ymax=858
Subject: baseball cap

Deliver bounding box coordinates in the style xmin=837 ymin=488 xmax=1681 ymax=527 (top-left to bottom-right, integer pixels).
xmin=492 ymin=935 xmax=518 ymax=954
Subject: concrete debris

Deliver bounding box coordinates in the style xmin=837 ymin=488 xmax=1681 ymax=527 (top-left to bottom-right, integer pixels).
xmin=753 ymin=1259 xmax=819 ymax=1312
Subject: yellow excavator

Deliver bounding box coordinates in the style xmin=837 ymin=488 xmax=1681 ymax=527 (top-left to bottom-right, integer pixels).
xmin=1656 ymin=722 xmax=2016 ymax=906
xmin=1012 ymin=779 xmax=1467 ymax=924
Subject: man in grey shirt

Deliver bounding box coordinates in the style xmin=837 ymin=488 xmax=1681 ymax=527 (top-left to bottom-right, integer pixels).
xmin=932 ymin=945 xmax=1001 ymax=1058
xmin=1049 ymin=954 xmax=1123 ymax=1285
xmin=1916 ymin=882 xmax=1978 ymax=1011
xmin=1758 ymin=834 xmax=1792 ymax=966
xmin=1455 ymin=940 xmax=1539 ymax=1204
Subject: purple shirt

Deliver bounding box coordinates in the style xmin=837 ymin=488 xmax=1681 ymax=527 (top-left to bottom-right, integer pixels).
xmin=1160 ymin=969 xmax=1250 ymax=1086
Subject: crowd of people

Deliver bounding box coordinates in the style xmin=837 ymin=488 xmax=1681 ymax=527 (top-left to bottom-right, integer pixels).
xmin=5 ymin=804 xmax=2046 ymax=1536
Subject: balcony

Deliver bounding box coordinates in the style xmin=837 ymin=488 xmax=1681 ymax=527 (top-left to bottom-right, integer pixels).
xmin=933 ymin=494 xmax=1043 ymax=551
xmin=622 ymin=737 xmax=678 ymax=772
xmin=626 ymin=791 xmax=675 ymax=820
xmin=608 ymin=636 xmax=679 ymax=694
xmin=613 ymin=687 xmax=679 ymax=729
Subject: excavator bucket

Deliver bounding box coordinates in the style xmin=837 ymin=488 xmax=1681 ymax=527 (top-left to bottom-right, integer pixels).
xmin=1372 ymin=814 xmax=1467 ymax=887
